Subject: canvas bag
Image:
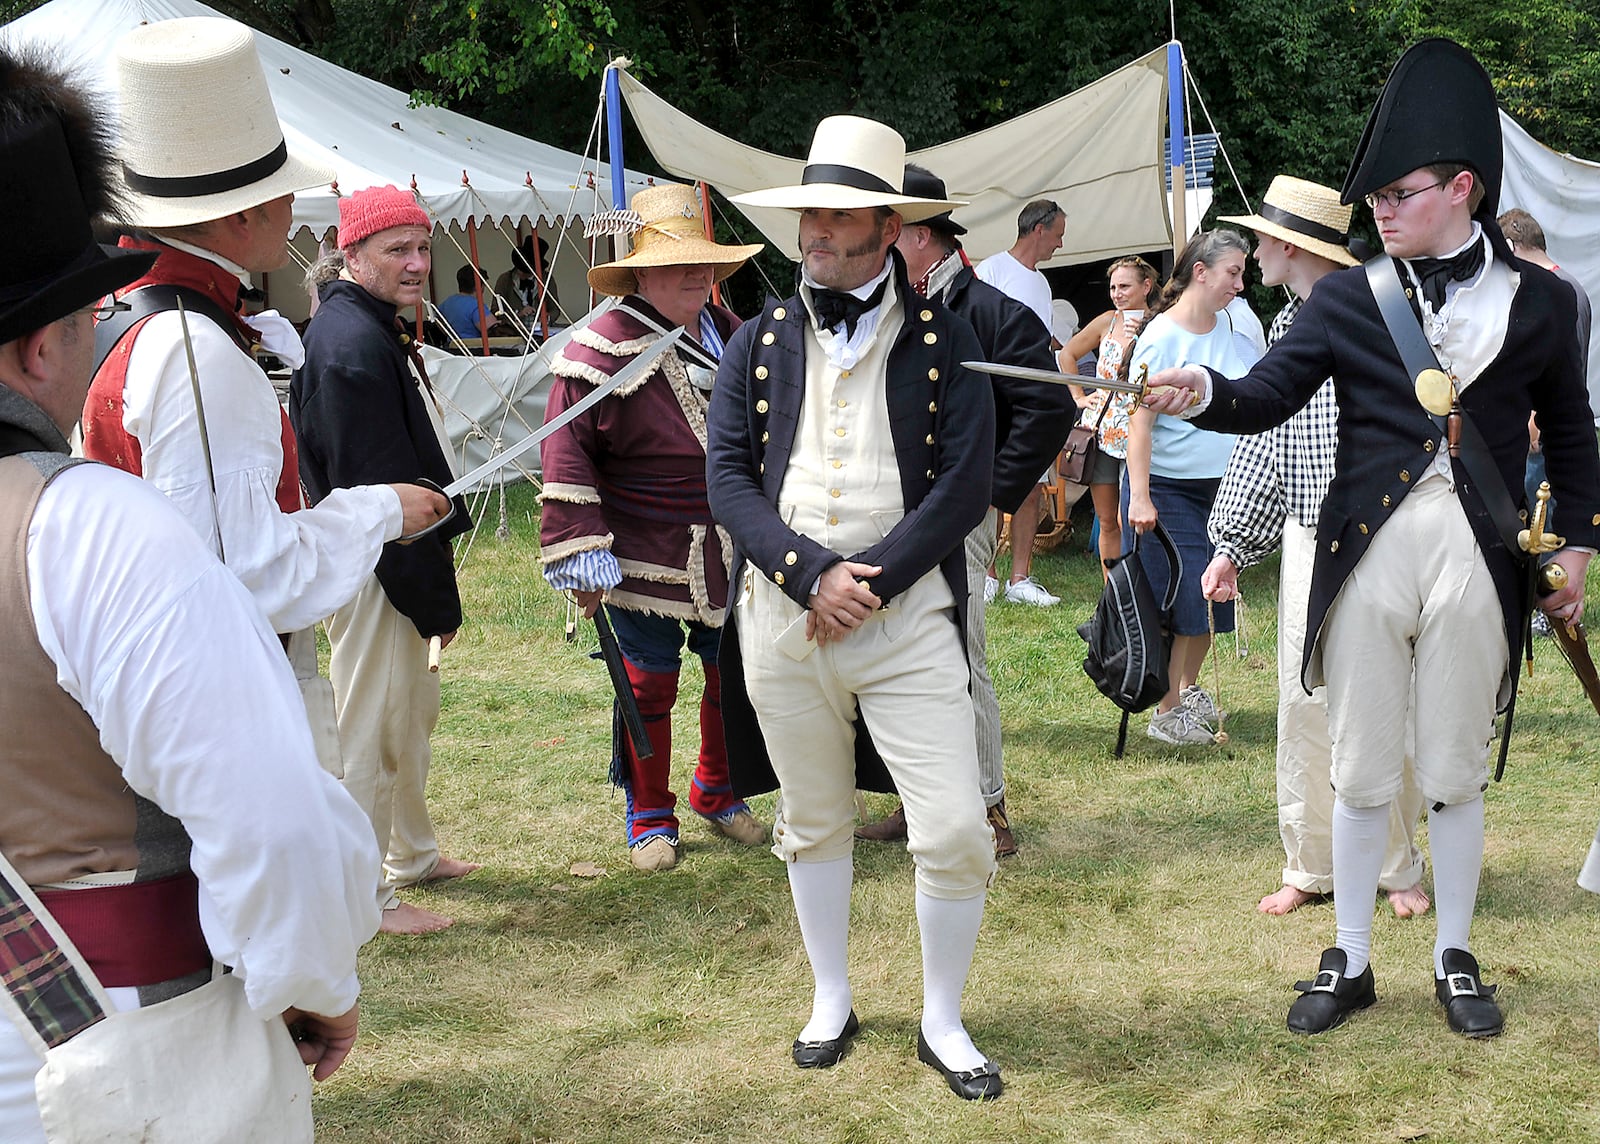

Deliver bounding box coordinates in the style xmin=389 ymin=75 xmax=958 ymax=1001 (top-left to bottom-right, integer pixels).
xmin=1077 ymin=522 xmax=1181 ymax=756
xmin=0 ymin=850 xmax=314 ymax=1143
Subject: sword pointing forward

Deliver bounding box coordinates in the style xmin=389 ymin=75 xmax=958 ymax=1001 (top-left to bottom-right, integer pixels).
xmin=400 ymin=326 xmax=684 ymax=541
xmin=960 ymin=360 xmax=1201 ymax=408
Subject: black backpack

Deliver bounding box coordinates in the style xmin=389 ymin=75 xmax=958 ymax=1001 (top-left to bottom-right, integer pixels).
xmin=1078 ymin=522 xmax=1181 ymax=757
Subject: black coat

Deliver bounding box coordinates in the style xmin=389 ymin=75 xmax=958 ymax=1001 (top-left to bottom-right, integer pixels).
xmin=1194 ymin=251 xmax=1600 ymax=698
xmin=290 ymin=280 xmax=472 ymax=638
xmin=707 ymin=255 xmax=995 ymax=796
xmin=941 ymin=264 xmax=1077 ymax=513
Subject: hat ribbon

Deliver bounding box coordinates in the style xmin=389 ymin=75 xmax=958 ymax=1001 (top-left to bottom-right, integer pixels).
xmin=801 ymin=163 xmax=898 ymax=195
xmin=1257 ymin=202 xmax=1347 ymax=247
xmin=123 ymin=138 xmax=289 ymax=199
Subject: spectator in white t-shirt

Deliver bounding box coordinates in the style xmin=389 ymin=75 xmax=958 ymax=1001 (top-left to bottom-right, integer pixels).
xmin=976 ymin=200 xmax=1066 ymax=606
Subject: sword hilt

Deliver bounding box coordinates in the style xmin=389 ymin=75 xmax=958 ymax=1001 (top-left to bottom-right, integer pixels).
xmin=1519 ymin=481 xmax=1565 ymax=556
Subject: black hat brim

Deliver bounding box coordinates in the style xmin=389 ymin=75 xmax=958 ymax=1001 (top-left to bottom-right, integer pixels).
xmin=0 ymin=242 xmax=155 ymax=345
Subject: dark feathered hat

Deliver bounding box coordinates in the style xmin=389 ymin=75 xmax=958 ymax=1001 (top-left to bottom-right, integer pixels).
xmin=0 ymin=45 xmax=154 ymax=345
xmin=1341 ymin=38 xmax=1503 ymax=222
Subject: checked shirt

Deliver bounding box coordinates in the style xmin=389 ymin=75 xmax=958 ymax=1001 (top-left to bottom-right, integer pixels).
xmin=1208 ymin=298 xmax=1340 ymax=569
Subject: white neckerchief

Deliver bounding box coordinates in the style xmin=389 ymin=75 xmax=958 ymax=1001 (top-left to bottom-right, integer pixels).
xmin=800 ymin=260 xmax=893 ymax=369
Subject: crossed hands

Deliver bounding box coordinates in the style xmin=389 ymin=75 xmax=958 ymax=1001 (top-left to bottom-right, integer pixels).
xmin=806 ymin=561 xmax=882 ymax=645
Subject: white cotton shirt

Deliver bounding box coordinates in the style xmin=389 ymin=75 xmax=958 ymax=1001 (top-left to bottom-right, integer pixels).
xmin=119 ymin=297 xmax=402 ymax=633
xmin=0 ymin=462 xmax=382 ymax=1144
xmin=975 ymin=250 xmax=1054 ymax=337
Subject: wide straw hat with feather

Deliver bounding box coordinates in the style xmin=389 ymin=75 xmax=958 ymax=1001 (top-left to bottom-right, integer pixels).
xmin=587 ymin=183 xmax=763 ymax=297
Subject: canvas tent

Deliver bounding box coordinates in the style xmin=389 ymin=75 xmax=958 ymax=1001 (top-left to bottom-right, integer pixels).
xmin=617 ymin=48 xmax=1179 ymax=268
xmin=1 ymin=0 xmax=664 ymax=485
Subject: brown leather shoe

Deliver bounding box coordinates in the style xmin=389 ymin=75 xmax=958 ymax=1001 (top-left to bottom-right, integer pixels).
xmin=987 ymin=800 xmax=1017 ymax=857
xmin=854 ymin=804 xmax=907 ymax=842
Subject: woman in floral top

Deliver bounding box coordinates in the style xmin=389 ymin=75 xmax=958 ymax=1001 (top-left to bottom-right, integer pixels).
xmin=1063 ymin=256 xmax=1160 ymax=577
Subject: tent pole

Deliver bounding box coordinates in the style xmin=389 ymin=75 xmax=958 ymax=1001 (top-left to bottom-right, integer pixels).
xmin=466 ymin=215 xmax=490 ymax=356
xmin=1168 ymin=41 xmax=1187 ymax=257
xmin=605 ymin=63 xmax=628 ymax=210
xmin=532 ymin=227 xmax=551 ymax=339
xmin=700 ymin=181 xmax=722 ymax=307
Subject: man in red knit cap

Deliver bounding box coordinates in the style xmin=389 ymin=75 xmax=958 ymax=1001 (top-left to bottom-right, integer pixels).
xmin=292 ymin=184 xmax=479 ymax=935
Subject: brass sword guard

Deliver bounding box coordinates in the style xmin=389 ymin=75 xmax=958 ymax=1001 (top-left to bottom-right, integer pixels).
xmin=1136 ymin=363 xmax=1201 ymax=409
xmin=1519 ymin=481 xmax=1566 ymax=556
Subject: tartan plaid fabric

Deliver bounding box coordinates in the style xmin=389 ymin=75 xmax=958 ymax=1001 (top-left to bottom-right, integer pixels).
xmin=1208 ymin=298 xmax=1341 ymax=570
xmin=0 ymin=875 xmax=105 ymax=1048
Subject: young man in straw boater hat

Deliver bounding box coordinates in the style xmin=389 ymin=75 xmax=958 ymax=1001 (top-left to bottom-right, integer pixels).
xmin=538 ymin=182 xmax=767 ymax=873
xmin=0 ymin=44 xmax=380 ymax=1138
xmin=292 ymin=185 xmax=479 ymax=935
xmin=83 ymin=17 xmax=449 ymax=630
xmin=708 ymin=116 xmax=1003 ymax=1099
xmin=1146 ymin=40 xmax=1600 ymax=1038
xmin=1202 ymin=175 xmax=1430 ymax=921
xmin=853 ymin=162 xmax=1076 ymax=858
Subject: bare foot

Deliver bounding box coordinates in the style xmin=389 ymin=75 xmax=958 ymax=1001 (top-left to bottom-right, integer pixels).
xmin=1387 ymin=884 xmax=1431 ymax=918
xmin=379 ymin=901 xmax=455 ymax=934
xmin=1258 ymin=885 xmax=1323 ymax=915
xmin=421 ymin=856 xmax=482 ymax=883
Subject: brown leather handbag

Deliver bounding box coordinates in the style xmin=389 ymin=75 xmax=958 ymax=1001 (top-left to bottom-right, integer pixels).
xmin=1059 ymin=396 xmax=1110 ymax=485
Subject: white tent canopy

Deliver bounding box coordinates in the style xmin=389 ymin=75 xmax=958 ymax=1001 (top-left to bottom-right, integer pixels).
xmin=1500 ymin=109 xmax=1600 ymax=408
xmin=618 ymin=47 xmax=1176 ymax=268
xmin=2 ymin=0 xmax=652 ymax=236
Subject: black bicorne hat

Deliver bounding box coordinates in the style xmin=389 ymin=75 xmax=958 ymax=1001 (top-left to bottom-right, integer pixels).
xmin=0 ymin=50 xmax=154 ymax=345
xmin=1340 ymin=38 xmax=1503 ymax=221
xmin=901 ymin=166 xmax=968 ymax=237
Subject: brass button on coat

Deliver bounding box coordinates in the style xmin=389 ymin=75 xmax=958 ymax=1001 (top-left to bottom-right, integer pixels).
xmin=773 ymin=306 xmax=786 ymax=320
xmin=925 ymin=434 xmax=935 ymax=445
xmin=830 ymin=488 xmax=841 ymax=498
xmin=923 ymin=332 xmax=937 ymax=345
xmin=1382 ymin=494 xmax=1392 ymax=507
xmin=920 ymin=309 xmax=933 ymax=322
xmin=1358 ymin=523 xmax=1369 ymax=535
xmin=928 ymin=368 xmax=939 ymax=381
xmin=774 ymin=571 xmax=785 ymax=585
xmin=1423 ymin=440 xmax=1434 ymax=452
xmin=926 ymin=469 xmax=935 ymax=479
xmin=1399 ymin=470 xmax=1411 ymax=482
xmin=761 ymin=332 xmax=776 ymax=345
xmin=756 ymin=399 xmax=769 ymax=413
xmin=784 ymin=551 xmax=797 ymax=565
xmin=1330 ymin=540 xmax=1340 ymax=553
xmin=761 ymin=431 xmax=769 ymax=443
xmin=928 ymin=401 xmax=937 ymax=413
xmin=755 ymin=365 xmax=769 ymax=380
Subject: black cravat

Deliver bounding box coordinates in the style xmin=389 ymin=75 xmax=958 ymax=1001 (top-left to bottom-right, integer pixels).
xmin=1408 ymin=239 xmax=1486 ymax=311
xmin=811 ymin=276 xmax=889 ymax=337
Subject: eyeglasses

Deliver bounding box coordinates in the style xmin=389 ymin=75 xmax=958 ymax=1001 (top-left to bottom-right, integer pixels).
xmin=1363 ymin=181 xmax=1448 ymax=211
xmin=75 ymin=299 xmax=132 ymax=322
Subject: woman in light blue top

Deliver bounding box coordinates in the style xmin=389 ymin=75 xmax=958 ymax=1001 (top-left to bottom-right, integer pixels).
xmin=1125 ymin=229 xmax=1260 ymax=746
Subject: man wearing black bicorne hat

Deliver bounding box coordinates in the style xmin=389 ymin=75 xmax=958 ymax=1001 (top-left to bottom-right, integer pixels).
xmin=1146 ymin=39 xmax=1600 ymax=1040
xmin=0 ymin=45 xmax=380 ymax=1138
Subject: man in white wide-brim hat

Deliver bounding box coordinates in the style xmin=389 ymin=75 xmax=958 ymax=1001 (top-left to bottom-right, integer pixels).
xmin=538 ymin=182 xmax=767 ymax=874
xmin=707 ymin=115 xmax=1003 ymax=1100
xmin=82 ymin=16 xmax=448 ymax=636
xmin=1203 ymin=175 xmax=1431 ymax=923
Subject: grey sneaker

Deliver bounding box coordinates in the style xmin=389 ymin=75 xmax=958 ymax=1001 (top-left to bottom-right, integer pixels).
xmin=1147 ymin=705 xmax=1218 ymax=746
xmin=1181 ymin=684 xmax=1226 ymax=724
xmin=1004 ymin=576 xmax=1060 ymax=607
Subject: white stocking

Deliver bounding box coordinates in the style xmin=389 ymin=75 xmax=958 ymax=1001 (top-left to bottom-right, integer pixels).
xmin=787 ymin=856 xmax=854 ymax=1042
xmin=917 ymin=889 xmax=987 ymax=1071
xmin=1332 ymin=798 xmax=1388 ymax=976
xmin=1427 ymin=796 xmax=1485 ymax=976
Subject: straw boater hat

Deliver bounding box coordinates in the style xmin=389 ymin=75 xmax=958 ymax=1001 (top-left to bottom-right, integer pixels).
xmin=1219 ymin=176 xmax=1360 ymax=267
xmin=113 ymin=17 xmax=334 ymax=229
xmin=731 ymin=115 xmax=963 ymax=223
xmin=0 ymin=46 xmax=154 ymax=345
xmin=588 ymin=183 xmax=763 ymax=297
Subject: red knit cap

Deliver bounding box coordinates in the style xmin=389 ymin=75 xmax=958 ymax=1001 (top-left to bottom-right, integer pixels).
xmin=337 ymin=185 xmax=431 ymax=248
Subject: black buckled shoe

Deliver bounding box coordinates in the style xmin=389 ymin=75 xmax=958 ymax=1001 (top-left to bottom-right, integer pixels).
xmin=916 ymin=1031 xmax=1003 ymax=1101
xmin=1435 ymin=948 xmax=1503 ymax=1038
xmin=791 ymin=1010 xmax=859 ymax=1069
xmin=1287 ymin=947 xmax=1376 ymax=1034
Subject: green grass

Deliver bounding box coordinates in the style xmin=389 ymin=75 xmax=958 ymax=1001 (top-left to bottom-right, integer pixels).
xmin=314 ymin=483 xmax=1600 ymax=1142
